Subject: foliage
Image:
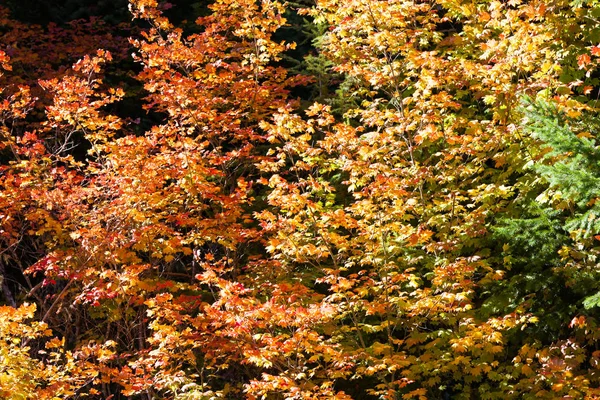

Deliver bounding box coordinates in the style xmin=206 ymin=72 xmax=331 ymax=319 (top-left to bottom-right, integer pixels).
xmin=2 ymin=0 xmax=600 ymax=399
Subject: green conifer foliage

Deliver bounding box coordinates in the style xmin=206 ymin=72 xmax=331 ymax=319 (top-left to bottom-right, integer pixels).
xmin=518 ymin=99 xmax=600 ymax=313
xmin=490 ymin=97 xmax=600 ymax=348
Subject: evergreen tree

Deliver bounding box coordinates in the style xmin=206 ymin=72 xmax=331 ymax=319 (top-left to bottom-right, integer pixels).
xmin=491 ymin=97 xmax=600 ymax=344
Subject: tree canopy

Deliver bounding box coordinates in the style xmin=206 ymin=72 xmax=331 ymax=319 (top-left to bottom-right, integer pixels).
xmin=2 ymin=0 xmax=600 ymax=399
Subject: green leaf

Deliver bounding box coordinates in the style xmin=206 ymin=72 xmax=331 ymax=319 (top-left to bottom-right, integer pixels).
xmin=583 ymin=291 xmax=600 ymax=309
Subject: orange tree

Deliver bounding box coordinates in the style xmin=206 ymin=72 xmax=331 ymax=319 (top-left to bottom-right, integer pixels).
xmin=0 ymin=48 xmax=126 ymax=399
xmin=3 ymin=0 xmax=347 ymax=398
